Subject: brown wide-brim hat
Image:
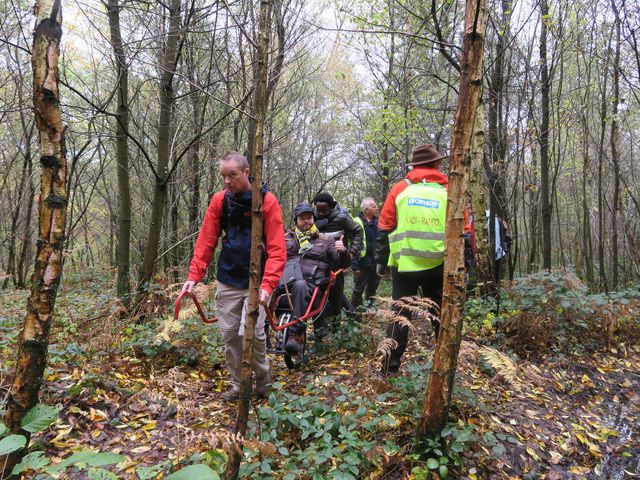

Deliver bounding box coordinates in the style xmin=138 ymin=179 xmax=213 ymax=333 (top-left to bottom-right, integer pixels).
xmin=406 ymin=143 xmax=448 ymax=166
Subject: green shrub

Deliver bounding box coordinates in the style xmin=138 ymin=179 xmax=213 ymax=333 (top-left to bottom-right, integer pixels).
xmin=467 ymin=271 xmax=640 ymax=356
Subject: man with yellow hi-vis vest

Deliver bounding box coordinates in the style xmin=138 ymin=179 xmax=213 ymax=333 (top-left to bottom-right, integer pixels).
xmin=375 ymin=144 xmax=448 ymax=377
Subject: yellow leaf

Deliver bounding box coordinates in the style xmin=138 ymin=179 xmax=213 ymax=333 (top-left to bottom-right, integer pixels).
xmin=90 ymin=408 xmax=108 ymax=422
xmin=131 ymin=446 xmax=151 ymax=453
xmin=589 ymin=444 xmax=603 ymax=457
xmin=585 ymin=430 xmax=601 ymax=441
xmin=526 ymin=447 xmax=541 ymax=461
xmin=91 ymin=429 xmax=102 ymax=438
xmin=549 ymin=450 xmax=562 ymax=464
xmin=576 ymin=433 xmax=588 ymax=444
xmin=625 ymin=361 xmax=631 ymax=368
xmin=142 ymin=421 xmax=157 ymax=431
xmin=581 ymin=374 xmax=594 ymax=387
xmin=569 ymin=466 xmax=590 ymax=474
xmin=50 ymin=426 xmax=73 ymax=445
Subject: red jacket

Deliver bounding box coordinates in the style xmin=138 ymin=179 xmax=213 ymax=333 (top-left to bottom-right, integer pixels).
xmin=378 ymin=166 xmax=449 ymax=232
xmin=187 ymin=189 xmax=286 ymax=295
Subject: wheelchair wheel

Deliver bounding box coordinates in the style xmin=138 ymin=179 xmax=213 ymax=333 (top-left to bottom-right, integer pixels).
xmin=283 ymin=330 xmax=306 ymax=370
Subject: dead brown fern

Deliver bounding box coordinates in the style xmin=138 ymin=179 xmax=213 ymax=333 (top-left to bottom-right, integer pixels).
xmin=478 ymin=346 xmax=521 ymax=388
xmin=376 ymin=338 xmax=399 ymax=359
xmin=208 ymin=432 xmax=278 ymax=458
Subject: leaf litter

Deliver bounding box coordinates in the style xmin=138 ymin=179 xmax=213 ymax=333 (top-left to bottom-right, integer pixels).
xmin=0 ymin=280 xmax=638 ymax=479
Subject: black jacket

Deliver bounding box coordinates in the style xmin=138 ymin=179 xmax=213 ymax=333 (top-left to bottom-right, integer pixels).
xmin=314 ymin=203 xmax=364 ymax=259
xmin=352 ymin=212 xmax=378 ymax=269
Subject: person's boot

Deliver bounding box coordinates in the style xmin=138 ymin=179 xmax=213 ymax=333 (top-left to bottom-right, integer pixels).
xmin=351 ymin=291 xmax=362 ymax=309
xmin=285 ymin=332 xmax=304 ymax=354
xmin=255 ymin=384 xmax=270 ymax=399
xmin=222 ymin=385 xmax=240 ymax=401
xmin=309 ymin=336 xmax=324 ymax=355
xmin=255 ymin=367 xmax=272 ymax=399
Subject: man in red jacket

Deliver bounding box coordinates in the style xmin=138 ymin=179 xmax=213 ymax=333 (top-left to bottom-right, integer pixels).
xmin=181 ymin=152 xmax=286 ymax=401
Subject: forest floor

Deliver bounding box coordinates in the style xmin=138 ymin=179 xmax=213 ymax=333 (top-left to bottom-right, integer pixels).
xmin=1 ymin=271 xmax=638 ymax=479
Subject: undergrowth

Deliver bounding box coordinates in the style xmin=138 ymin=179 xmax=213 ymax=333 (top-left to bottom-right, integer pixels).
xmin=465 ymin=271 xmax=640 ymax=357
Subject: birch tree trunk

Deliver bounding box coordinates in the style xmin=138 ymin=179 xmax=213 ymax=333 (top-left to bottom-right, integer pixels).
xmin=226 ymin=0 xmax=271 ymax=478
xmin=418 ymin=0 xmax=485 ymax=439
xmin=469 ymin=108 xmax=493 ymax=296
xmin=1 ymin=0 xmax=67 ymax=472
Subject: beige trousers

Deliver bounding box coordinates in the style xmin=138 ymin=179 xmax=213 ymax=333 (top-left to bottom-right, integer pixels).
xmin=215 ymin=281 xmax=271 ymax=390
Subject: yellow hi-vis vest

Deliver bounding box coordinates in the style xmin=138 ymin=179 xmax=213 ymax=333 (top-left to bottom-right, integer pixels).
xmin=388 ymin=180 xmax=447 ymax=271
xmin=353 ymin=216 xmax=366 ymax=258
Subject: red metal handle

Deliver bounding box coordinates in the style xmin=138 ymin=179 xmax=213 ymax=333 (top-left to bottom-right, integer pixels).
xmin=174 ymin=290 xmax=218 ymax=324
xmin=265 ymin=268 xmax=346 ymax=331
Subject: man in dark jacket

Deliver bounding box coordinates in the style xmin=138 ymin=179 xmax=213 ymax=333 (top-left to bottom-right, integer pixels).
xmin=351 ymin=197 xmax=380 ymax=308
xmin=282 ymin=202 xmax=351 ymax=353
xmin=313 ymin=192 xmax=363 ymax=317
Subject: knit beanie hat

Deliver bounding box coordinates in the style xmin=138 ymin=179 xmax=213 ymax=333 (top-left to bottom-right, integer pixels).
xmin=293 ymin=202 xmax=314 ymax=218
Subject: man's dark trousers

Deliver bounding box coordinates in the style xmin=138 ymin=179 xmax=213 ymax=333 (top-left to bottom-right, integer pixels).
xmin=384 ymin=264 xmax=443 ymax=372
xmin=351 ymin=266 xmax=380 ymax=307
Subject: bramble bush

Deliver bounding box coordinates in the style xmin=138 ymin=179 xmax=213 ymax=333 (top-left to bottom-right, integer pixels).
xmin=465 ymin=271 xmax=640 ymax=356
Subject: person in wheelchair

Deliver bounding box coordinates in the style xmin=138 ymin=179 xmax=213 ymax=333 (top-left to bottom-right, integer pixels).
xmin=279 ymin=202 xmax=351 ymax=354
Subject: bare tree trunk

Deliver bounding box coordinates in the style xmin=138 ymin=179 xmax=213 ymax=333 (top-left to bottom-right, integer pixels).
xmin=539 ymin=0 xmax=552 ymax=270
xmin=486 ymin=0 xmax=511 ymax=285
xmin=597 ymin=41 xmax=610 ymax=293
xmin=468 ymin=108 xmax=493 ymax=295
xmin=107 ymin=0 xmax=132 ymax=301
xmin=2 ymin=154 xmax=30 ymax=289
xmin=1 ymin=0 xmax=67 ymax=473
xmin=16 ymin=164 xmax=35 ymax=289
xmin=226 ymin=1 xmax=271 ymax=479
xmin=138 ymin=0 xmax=182 ymax=293
xmin=581 ymin=116 xmax=595 ymax=287
xmin=418 ymin=0 xmax=485 ymax=439
xmin=610 ymin=0 xmax=621 ymax=290
xmin=526 ymin=94 xmax=539 ymax=273
xmin=187 ymin=70 xmax=203 ymax=250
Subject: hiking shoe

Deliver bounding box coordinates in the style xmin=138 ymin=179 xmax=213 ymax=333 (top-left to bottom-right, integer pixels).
xmin=222 ymin=386 xmax=240 ymax=401
xmin=376 ymin=366 xmax=399 ymax=379
xmin=255 ymin=384 xmax=271 ymax=399
xmin=309 ymin=339 xmax=324 ymax=355
xmin=285 ymin=332 xmax=304 ymax=354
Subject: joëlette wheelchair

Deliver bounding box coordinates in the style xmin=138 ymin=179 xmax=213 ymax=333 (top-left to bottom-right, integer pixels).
xmin=265 ymin=268 xmax=344 ymax=369
xmin=173 ymin=268 xmax=344 ymax=370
